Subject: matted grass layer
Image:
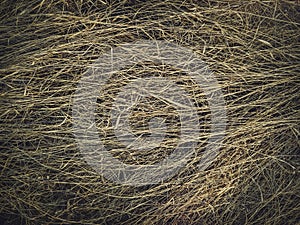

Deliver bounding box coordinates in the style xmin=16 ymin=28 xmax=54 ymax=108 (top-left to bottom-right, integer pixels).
xmin=0 ymin=0 xmax=299 ymax=224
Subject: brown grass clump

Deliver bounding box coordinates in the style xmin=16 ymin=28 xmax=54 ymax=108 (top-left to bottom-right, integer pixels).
xmin=1 ymin=0 xmax=299 ymax=224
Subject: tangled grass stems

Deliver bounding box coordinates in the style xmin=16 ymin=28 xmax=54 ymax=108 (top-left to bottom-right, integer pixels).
xmin=1 ymin=0 xmax=299 ymax=224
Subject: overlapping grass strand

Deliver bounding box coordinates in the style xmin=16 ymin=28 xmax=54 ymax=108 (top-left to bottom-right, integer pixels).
xmin=1 ymin=0 xmax=299 ymax=224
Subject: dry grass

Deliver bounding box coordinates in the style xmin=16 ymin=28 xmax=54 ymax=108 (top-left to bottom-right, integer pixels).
xmin=1 ymin=0 xmax=299 ymax=224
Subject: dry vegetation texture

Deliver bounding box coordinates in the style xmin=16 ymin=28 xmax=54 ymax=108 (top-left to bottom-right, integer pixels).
xmin=1 ymin=0 xmax=300 ymax=224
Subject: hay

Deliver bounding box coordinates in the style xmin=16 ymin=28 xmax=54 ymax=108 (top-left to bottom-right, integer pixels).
xmin=1 ymin=0 xmax=299 ymax=224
